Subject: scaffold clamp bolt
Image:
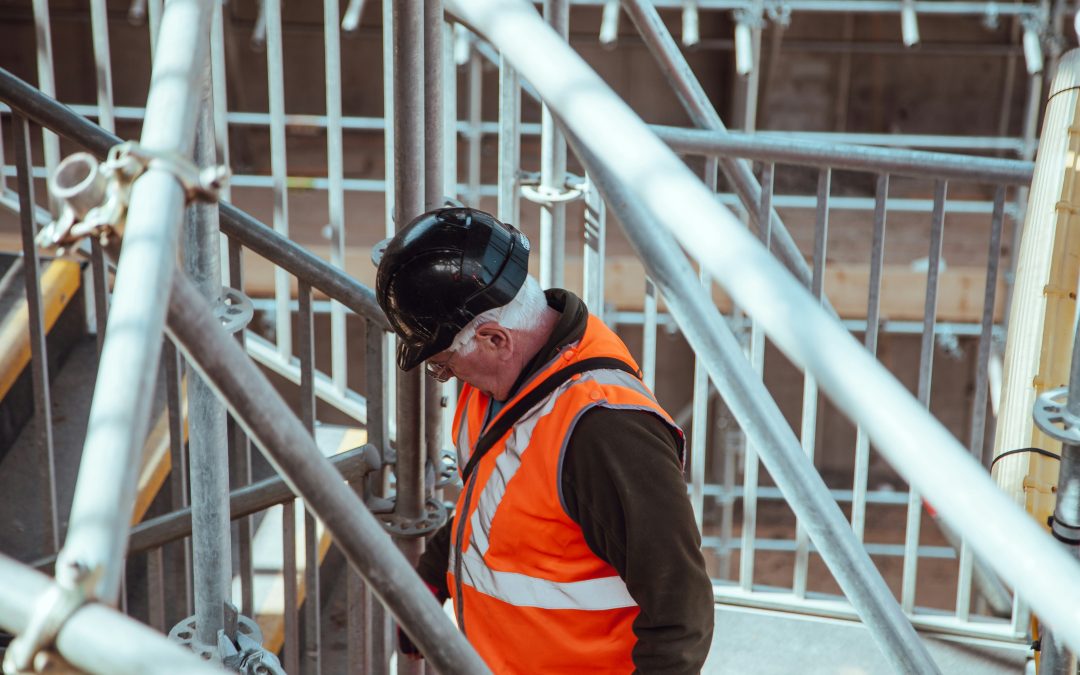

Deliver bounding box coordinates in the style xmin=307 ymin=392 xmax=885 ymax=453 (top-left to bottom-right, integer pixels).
xmin=2 ymin=574 xmax=88 ymax=674
xmin=37 ymin=143 xmax=230 ymax=255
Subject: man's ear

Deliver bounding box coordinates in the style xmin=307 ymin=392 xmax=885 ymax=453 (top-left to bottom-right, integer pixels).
xmin=476 ymin=323 xmax=512 ymax=354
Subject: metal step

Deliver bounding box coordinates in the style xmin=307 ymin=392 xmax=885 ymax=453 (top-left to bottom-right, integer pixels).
xmin=703 ymin=604 xmax=1029 ymax=674
xmin=0 ymin=336 xmax=98 ymax=563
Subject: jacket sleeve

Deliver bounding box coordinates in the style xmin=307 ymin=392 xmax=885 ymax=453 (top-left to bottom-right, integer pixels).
xmin=561 ymin=407 xmax=714 ymax=674
xmin=416 ymin=518 xmax=453 ymax=602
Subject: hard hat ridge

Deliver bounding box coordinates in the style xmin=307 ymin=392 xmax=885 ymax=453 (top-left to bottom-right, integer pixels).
xmin=375 ymin=207 xmax=530 ymax=371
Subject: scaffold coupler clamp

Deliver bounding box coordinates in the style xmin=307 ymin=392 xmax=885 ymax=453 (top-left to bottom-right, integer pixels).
xmin=1 ymin=563 xmax=93 ymax=674
xmin=36 ymin=142 xmax=229 ymax=255
xmin=170 ymin=601 xmax=280 ymax=672
xmin=216 ymin=286 xmax=255 ymax=335
xmin=519 ymin=172 xmax=585 ymax=209
xmin=435 ymin=448 xmax=461 ymax=489
xmin=220 ymin=632 xmax=286 ymax=675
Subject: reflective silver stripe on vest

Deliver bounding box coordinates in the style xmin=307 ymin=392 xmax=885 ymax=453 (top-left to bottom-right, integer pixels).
xmin=469 ymin=373 xmax=579 ymax=556
xmin=587 ymin=367 xmax=657 ymax=404
xmin=456 ymin=397 xmax=472 ymax=468
xmin=458 ymin=547 xmax=637 ymax=610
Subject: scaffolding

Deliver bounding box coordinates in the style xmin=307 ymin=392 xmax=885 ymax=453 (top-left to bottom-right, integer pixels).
xmin=2 ymin=0 xmax=1080 ymax=673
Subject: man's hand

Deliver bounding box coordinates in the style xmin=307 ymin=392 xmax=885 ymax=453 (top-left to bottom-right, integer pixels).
xmin=397 ymin=582 xmax=447 ymax=661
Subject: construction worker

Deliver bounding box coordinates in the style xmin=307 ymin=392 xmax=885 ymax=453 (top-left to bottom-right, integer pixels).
xmin=376 ymin=207 xmax=714 ymax=673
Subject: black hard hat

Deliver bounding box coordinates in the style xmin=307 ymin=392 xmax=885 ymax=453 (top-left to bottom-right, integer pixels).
xmin=376 ymin=207 xmax=531 ymax=371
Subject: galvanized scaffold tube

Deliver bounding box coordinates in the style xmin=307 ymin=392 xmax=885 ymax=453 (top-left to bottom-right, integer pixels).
xmin=619 ymin=0 xmax=819 ymax=296
xmin=1036 ymin=310 xmax=1080 ymax=674
xmin=163 ymin=271 xmax=491 ymax=675
xmin=0 ymin=555 xmax=224 ymax=675
xmin=565 ymin=128 xmax=939 ymax=673
xmin=393 ymin=0 xmax=426 ymax=527
xmin=425 ymin=0 xmax=448 ymax=500
xmin=184 ymin=60 xmax=232 ymax=648
xmin=393 ymin=3 xmax=428 ymax=673
xmin=56 ymin=0 xmax=212 ymax=604
xmin=651 ymin=125 xmax=1033 ymax=185
xmin=446 ymin=0 xmax=1080 ymax=657
xmin=539 ymin=0 xmax=568 ymax=289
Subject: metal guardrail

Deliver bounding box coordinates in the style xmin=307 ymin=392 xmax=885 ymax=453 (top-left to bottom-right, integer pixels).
xmin=0 ymin=0 xmax=1074 ymax=672
xmin=0 ymin=2 xmax=482 ymax=669
xmin=451 ymin=0 xmax=1080 ymax=666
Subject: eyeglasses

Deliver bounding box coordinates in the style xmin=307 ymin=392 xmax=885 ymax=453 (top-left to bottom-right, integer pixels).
xmin=425 ymin=351 xmax=457 ymax=382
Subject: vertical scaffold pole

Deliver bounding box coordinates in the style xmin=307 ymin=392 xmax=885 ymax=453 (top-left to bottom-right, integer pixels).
xmin=393 ymin=2 xmax=426 ymax=674
xmin=185 ymin=69 xmax=232 ymax=648
xmin=56 ymin=0 xmax=212 ymax=605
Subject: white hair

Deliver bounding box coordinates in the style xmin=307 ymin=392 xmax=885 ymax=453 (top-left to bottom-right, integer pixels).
xmin=450 ymin=275 xmax=547 ymax=355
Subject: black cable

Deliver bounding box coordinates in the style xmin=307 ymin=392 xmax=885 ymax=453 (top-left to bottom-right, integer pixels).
xmin=990 ymin=446 xmax=1061 ymax=472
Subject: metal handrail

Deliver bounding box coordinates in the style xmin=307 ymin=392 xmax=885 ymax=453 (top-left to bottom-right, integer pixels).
xmin=30 ymin=445 xmax=381 ymax=569
xmin=653 ymin=126 xmax=1034 ymax=185
xmin=0 ymin=64 xmax=488 ymax=673
xmin=447 ymin=0 xmax=1080 ymax=663
xmin=0 ymin=67 xmax=391 ymax=332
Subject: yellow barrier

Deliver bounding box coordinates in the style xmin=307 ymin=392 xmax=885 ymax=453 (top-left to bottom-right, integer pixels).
xmin=0 ymin=260 xmax=82 ymax=402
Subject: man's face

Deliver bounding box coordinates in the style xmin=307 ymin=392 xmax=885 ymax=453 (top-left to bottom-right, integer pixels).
xmin=425 ymin=323 xmax=515 ymax=400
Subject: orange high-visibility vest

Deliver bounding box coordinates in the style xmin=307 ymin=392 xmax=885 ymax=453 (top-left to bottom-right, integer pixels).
xmin=448 ymin=315 xmax=683 ymax=674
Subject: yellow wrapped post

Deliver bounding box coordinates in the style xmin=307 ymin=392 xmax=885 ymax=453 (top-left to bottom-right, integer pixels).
xmin=993 ymin=52 xmax=1080 ymax=542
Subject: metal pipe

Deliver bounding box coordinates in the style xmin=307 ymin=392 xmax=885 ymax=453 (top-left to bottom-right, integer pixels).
xmin=448 ymin=0 xmax=1080 ymax=656
xmin=210 ymin=0 xmax=229 ymax=203
xmin=1040 ymin=281 xmax=1080 ymax=672
xmin=582 ymin=180 xmax=606 ymax=320
xmin=425 ymin=0 xmax=448 ymax=530
xmin=540 ymin=0 xmax=569 ymax=289
xmin=642 ymin=279 xmax=658 ymax=391
xmin=382 ymin=0 xmax=395 ymax=237
xmin=298 ymin=282 xmax=321 ymax=675
xmin=12 ymin=114 xmax=59 ymax=555
xmin=19 ymin=99 xmax=1033 ymax=152
xmin=282 ymin=499 xmax=299 ymax=674
xmin=466 ymin=44 xmax=483 ymax=207
xmin=31 ymin=0 xmax=60 ymax=213
xmin=89 ymin=0 xmax=115 ymax=134
xmin=561 ymin=127 xmax=941 ymax=674
xmin=900 ymin=180 xmax=947 ymax=613
xmin=219 ymin=205 xmax=390 ymax=328
xmin=147 ymin=0 xmax=162 ymax=58
xmin=497 ymin=56 xmax=521 ymax=225
xmin=393 ymin=3 xmax=428 ymax=670
xmin=0 ymin=554 xmax=226 ymax=675
xmin=955 ymin=187 xmax=1012 ymax=620
xmin=520 ymin=0 xmax=1049 ymax=12
xmin=738 ymin=161 xmax=771 ymax=592
xmin=23 ymin=447 xmax=381 ymax=565
xmin=793 ymin=168 xmax=830 ymax=598
xmin=442 ymin=20 xmax=457 ymax=201
xmin=851 ymin=173 xmax=888 ymax=541
xmin=652 ymin=125 xmax=1033 ymax=184
xmin=185 ymin=73 xmax=231 ymax=647
xmin=620 ymin=0 xmax=821 ymax=299
xmin=164 ymin=271 xmax=490 ymax=674
xmin=325 ymin=0 xmax=348 ymax=396
xmin=227 ymin=239 xmax=254 ymax=619
xmin=265 ymin=0 xmax=291 ymax=360
xmin=393 ymin=0 xmax=426 ymax=514
xmin=364 ymin=320 xmax=392 ymax=675
xmin=162 ymin=339 xmax=193 ymax=616
xmin=55 ymin=0 xmax=212 ymax=605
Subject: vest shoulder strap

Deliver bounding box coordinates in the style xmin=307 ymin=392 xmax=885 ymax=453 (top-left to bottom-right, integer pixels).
xmin=461 ymin=356 xmax=640 ymax=481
